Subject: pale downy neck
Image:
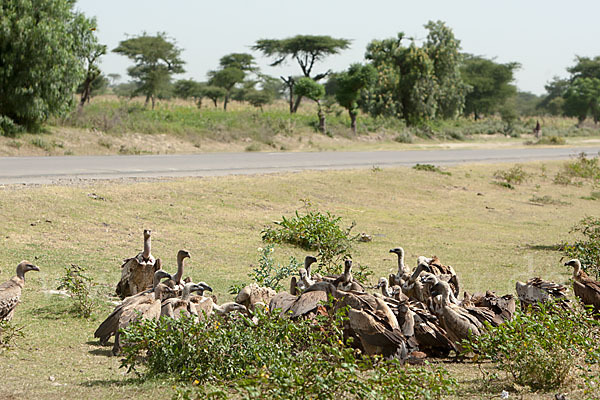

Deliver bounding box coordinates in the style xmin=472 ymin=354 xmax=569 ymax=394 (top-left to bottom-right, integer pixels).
xmin=181 ymin=284 xmax=194 ymax=301
xmin=396 ymin=248 xmax=405 ymax=275
xmin=343 ymin=261 xmax=352 ymax=283
xmin=142 ymin=231 xmax=151 ymax=260
xmin=380 ymin=279 xmax=391 ymax=297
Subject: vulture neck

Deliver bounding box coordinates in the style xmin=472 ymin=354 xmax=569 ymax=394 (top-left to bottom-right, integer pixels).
xmin=142 ymin=235 xmax=151 ymax=260
xmin=572 ymin=262 xmax=583 ymax=280
xmin=409 ymin=263 xmax=425 ymax=283
xmin=305 ymin=258 xmax=314 ymax=279
xmin=181 ymin=286 xmax=192 ymax=301
xmin=16 ymin=268 xmax=26 ymax=282
xmin=173 ymin=256 xmax=185 ymax=284
xmin=396 ymin=250 xmax=406 ymax=275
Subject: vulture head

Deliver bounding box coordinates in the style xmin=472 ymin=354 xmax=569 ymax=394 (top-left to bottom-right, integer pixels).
xmin=143 ymin=229 xmax=152 ymax=240
xmin=298 ymin=268 xmax=309 ymax=281
xmin=16 ymin=261 xmax=40 ymax=279
xmin=344 ymin=259 xmax=353 ymax=274
xmin=177 ymin=249 xmax=191 ymax=261
xmin=419 ymin=272 xmax=438 ymax=287
xmin=377 ymin=277 xmax=388 ymax=288
xmin=194 ymin=282 xmax=213 ymax=295
xmin=564 ymin=259 xmax=582 ymax=276
xmin=304 ymin=256 xmax=317 ymax=267
xmin=389 ymin=247 xmax=404 ymax=256
xmin=153 ymin=269 xmax=172 ymax=287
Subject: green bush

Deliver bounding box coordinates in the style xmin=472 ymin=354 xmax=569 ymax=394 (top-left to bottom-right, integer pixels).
xmin=493 ymin=165 xmax=528 ymax=185
xmin=525 ymin=135 xmax=566 ymax=145
xmin=412 ymin=164 xmax=451 ymax=176
xmin=57 ymin=264 xmax=95 ymax=318
xmin=261 ymin=200 xmax=357 ymax=269
xmin=249 ymin=245 xmax=301 ymax=291
xmin=554 ymin=152 xmax=600 ymax=186
xmin=464 ymin=301 xmax=600 ymax=391
xmin=563 ymin=216 xmax=600 ymax=279
xmin=122 ymin=309 xmax=456 ymax=399
xmin=0 ymin=320 xmax=24 ymax=353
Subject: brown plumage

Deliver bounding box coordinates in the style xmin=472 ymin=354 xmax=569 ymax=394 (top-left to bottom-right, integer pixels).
xmin=406 ymin=300 xmax=457 ymax=357
xmin=565 ymin=259 xmax=600 ymax=314
xmin=269 ymin=291 xmax=298 ymax=316
xmin=95 ymin=270 xmax=171 ymax=346
xmin=116 ymin=229 xmax=160 ymax=299
xmin=0 ymin=261 xmax=40 ymax=321
xmin=213 ymin=302 xmax=248 ymax=316
xmin=332 ymin=259 xmax=364 ymax=292
xmin=235 ymin=283 xmax=276 ymax=311
xmin=112 ymin=276 xmax=174 ymax=355
xmin=162 ymin=282 xmax=212 ymax=319
xmin=515 ymin=277 xmax=571 ymax=311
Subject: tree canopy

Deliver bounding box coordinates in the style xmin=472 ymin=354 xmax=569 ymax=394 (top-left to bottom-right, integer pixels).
xmin=253 ymin=35 xmax=350 ymax=113
xmin=294 ymin=77 xmax=326 ymax=133
xmin=0 ymin=0 xmax=97 ymax=133
xmin=113 ymin=32 xmax=185 ymax=109
xmin=334 ymin=64 xmax=377 ymax=133
xmin=461 ymin=55 xmax=519 ymax=119
xmin=208 ymin=53 xmax=256 ymax=110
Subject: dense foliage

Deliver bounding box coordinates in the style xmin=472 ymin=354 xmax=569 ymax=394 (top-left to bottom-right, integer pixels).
xmin=261 ymin=201 xmax=357 ymax=268
xmin=121 ymin=309 xmax=456 ymax=400
xmin=0 ymin=0 xmax=95 ymax=134
xmin=464 ymin=302 xmax=600 ymax=391
xmin=249 ymin=245 xmax=301 ymax=291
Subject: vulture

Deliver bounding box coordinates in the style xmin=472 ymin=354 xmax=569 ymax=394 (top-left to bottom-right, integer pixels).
xmin=116 ymin=229 xmax=160 ymax=299
xmin=290 ymin=258 xmax=316 ymax=295
xmin=388 ymin=247 xmax=411 ymax=287
xmin=515 ymin=277 xmax=571 ymax=311
xmin=213 ymin=302 xmax=248 ymax=316
xmin=405 ymin=300 xmax=457 ymax=357
xmin=112 ymin=271 xmax=174 ymax=355
xmin=429 ymin=280 xmax=483 ymax=350
xmin=404 ymin=257 xmax=459 ymax=302
xmin=419 ymin=273 xmax=459 ymax=307
xmin=0 ymin=261 xmax=40 ymax=321
xmin=163 ymin=249 xmax=191 ymax=294
xmin=235 ymin=283 xmax=276 ymax=311
xmin=189 ymin=283 xmax=215 ymax=320
xmin=269 ymin=291 xmax=298 ymax=316
xmin=95 ymin=270 xmax=172 ymax=346
xmin=162 ymin=282 xmax=212 ymax=319
xmin=333 ymin=259 xmax=364 ymax=292
xmin=470 ymin=291 xmax=516 ymax=322
xmin=376 ymin=277 xmax=406 ymax=301
xmin=565 ymin=259 xmax=600 ymax=314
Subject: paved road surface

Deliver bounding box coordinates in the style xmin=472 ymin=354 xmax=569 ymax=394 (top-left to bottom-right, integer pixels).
xmin=1 ymin=146 xmax=599 ymax=184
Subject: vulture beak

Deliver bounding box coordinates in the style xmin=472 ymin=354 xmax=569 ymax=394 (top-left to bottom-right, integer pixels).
xmin=199 ymin=282 xmax=213 ymax=292
xmin=29 ymin=265 xmax=40 ymax=272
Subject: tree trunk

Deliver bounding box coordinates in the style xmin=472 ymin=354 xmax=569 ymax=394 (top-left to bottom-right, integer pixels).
xmin=151 ymin=95 xmax=156 ymax=110
xmin=349 ymin=109 xmax=357 ymax=135
xmin=145 ymin=94 xmax=151 ymax=108
xmin=292 ymin=95 xmax=303 ymax=113
xmin=317 ymin=102 xmax=326 ymax=134
xmin=212 ymin=99 xmax=218 ymax=108
xmin=281 ymin=76 xmax=294 ymax=114
xmin=224 ymin=94 xmax=229 ymax=111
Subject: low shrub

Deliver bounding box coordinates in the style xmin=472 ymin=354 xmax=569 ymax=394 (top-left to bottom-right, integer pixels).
xmin=554 ymin=152 xmax=600 ymax=185
xmin=57 ymin=264 xmax=95 ymax=318
xmin=493 ymin=165 xmax=528 ymax=185
xmin=121 ymin=309 xmax=456 ymax=400
xmin=563 ymin=216 xmax=600 ymax=279
xmin=262 ymin=200 xmax=357 ymax=269
xmin=412 ymin=164 xmax=451 ymax=176
xmin=464 ymin=301 xmax=600 ymax=392
xmin=249 ymin=245 xmax=301 ymax=291
xmin=0 ymin=320 xmax=24 ymax=353
xmin=525 ymin=136 xmax=566 ymax=145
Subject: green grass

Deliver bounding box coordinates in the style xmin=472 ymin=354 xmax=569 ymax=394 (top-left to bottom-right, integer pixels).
xmin=0 ymin=160 xmax=598 ymax=399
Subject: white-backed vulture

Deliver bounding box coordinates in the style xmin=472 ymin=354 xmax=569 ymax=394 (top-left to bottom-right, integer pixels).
xmin=0 ymin=261 xmax=40 ymax=321
xmin=377 ymin=277 xmax=406 ymax=302
xmin=269 ymin=291 xmax=298 ymax=316
xmin=290 ymin=264 xmax=316 ymax=295
xmin=515 ymin=277 xmax=571 ymax=311
xmin=405 ymin=300 xmax=457 ymax=357
xmin=95 ymin=270 xmax=171 ymax=346
xmin=235 ymin=283 xmax=276 ymax=311
xmin=112 ymin=272 xmax=174 ymax=355
xmin=162 ymin=282 xmax=212 ymax=319
xmin=429 ymin=281 xmax=483 ymax=349
xmin=389 ymin=247 xmax=411 ymax=287
xmin=565 ymin=259 xmax=600 ymax=314
xmin=333 ymin=259 xmax=364 ymax=292
xmin=116 ymin=229 xmax=159 ymax=299
xmin=471 ymin=291 xmax=516 ymax=322
xmin=213 ymin=302 xmax=248 ymax=316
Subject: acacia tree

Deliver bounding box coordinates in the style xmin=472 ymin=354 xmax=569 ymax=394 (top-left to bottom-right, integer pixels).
xmin=252 ymin=35 xmax=350 ymax=113
xmin=563 ymin=77 xmax=600 ymax=125
xmin=73 ymin=15 xmax=106 ymax=106
xmin=295 ymin=78 xmax=326 ymax=133
xmin=461 ymin=55 xmax=519 ymax=119
xmin=208 ymin=53 xmax=256 ymax=111
xmin=0 ymin=0 xmax=95 ymax=133
xmin=334 ymin=64 xmax=376 ymax=134
xmin=113 ymin=33 xmax=185 ymax=109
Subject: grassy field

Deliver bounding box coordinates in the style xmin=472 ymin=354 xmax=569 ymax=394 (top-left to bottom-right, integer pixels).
xmin=0 ymin=159 xmax=598 ymax=399
xmin=1 ymin=96 xmax=600 ymax=157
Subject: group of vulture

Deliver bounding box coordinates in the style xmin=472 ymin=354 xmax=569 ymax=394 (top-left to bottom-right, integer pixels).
xmin=1 ymin=228 xmax=599 ymax=363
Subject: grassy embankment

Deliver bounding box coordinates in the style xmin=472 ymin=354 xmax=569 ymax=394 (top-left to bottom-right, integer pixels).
xmin=0 ymin=158 xmax=599 ymax=399
xmin=1 ymin=95 xmax=599 ymax=156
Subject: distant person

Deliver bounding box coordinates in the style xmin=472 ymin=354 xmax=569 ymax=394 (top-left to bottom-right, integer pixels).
xmin=533 ymin=120 xmax=541 ymax=138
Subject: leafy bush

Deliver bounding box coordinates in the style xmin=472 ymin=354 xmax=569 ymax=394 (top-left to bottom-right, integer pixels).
xmin=554 ymin=152 xmax=600 ymax=185
xmin=57 ymin=264 xmax=95 ymax=318
xmin=262 ymin=200 xmax=357 ymax=268
xmin=464 ymin=301 xmax=600 ymax=391
xmin=493 ymin=165 xmax=529 ymax=185
xmin=122 ymin=308 xmax=456 ymax=400
xmin=412 ymin=163 xmax=451 ymax=176
xmin=525 ymin=135 xmax=566 ymax=145
xmin=563 ymin=216 xmax=600 ymax=279
xmin=249 ymin=245 xmax=301 ymax=291
xmin=0 ymin=320 xmax=24 ymax=353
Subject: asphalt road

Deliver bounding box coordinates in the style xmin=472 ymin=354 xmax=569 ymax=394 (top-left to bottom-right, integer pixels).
xmin=1 ymin=146 xmax=599 ymax=184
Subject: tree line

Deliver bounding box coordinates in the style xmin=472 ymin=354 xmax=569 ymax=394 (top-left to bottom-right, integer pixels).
xmin=0 ymin=0 xmax=597 ymax=136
